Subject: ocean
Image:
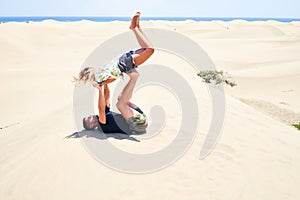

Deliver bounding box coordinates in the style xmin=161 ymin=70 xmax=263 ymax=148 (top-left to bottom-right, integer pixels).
xmin=0 ymin=16 xmax=299 ymax=23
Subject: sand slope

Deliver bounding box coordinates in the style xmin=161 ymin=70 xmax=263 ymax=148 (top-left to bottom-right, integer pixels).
xmin=0 ymin=20 xmax=300 ymax=200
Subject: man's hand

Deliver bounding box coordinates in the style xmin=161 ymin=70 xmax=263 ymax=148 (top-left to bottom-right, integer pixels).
xmin=92 ymin=81 xmax=101 ymax=89
xmin=92 ymin=76 xmax=116 ymax=89
xmin=102 ymin=76 xmax=117 ymax=85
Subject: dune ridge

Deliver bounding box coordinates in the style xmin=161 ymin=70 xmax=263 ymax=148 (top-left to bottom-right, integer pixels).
xmin=0 ymin=20 xmax=300 ymax=200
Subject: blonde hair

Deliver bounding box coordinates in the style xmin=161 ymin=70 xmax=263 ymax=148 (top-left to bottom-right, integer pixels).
xmin=73 ymin=67 xmax=96 ymax=84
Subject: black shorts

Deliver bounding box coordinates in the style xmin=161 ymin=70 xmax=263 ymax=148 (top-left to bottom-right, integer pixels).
xmin=117 ymin=50 xmax=136 ymax=73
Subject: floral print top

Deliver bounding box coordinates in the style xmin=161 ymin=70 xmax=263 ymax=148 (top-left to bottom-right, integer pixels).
xmin=94 ymin=61 xmax=122 ymax=84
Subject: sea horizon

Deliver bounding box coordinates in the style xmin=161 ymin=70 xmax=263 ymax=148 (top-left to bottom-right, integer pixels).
xmin=0 ymin=16 xmax=299 ymax=23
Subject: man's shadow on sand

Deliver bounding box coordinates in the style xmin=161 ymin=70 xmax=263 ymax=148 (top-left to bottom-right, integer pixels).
xmin=65 ymin=130 xmax=143 ymax=142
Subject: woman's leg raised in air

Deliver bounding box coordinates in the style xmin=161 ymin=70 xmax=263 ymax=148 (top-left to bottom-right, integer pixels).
xmin=130 ymin=12 xmax=154 ymax=66
xmin=116 ymin=13 xmax=144 ymax=120
xmin=117 ymin=12 xmax=155 ymax=121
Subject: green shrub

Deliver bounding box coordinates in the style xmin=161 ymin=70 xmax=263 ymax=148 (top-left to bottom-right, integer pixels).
xmin=292 ymin=123 xmax=300 ymax=131
xmin=197 ymin=70 xmax=236 ymax=87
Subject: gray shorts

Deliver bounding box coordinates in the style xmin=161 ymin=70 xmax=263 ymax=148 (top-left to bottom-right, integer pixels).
xmin=117 ymin=50 xmax=136 ymax=73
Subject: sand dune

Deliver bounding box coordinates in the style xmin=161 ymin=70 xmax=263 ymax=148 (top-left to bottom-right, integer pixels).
xmin=0 ymin=20 xmax=300 ymax=200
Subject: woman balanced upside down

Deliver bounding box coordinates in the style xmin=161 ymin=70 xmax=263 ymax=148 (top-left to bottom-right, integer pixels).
xmin=74 ymin=12 xmax=154 ymax=131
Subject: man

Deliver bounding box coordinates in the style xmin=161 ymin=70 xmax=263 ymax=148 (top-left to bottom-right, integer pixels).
xmin=83 ymin=85 xmax=147 ymax=134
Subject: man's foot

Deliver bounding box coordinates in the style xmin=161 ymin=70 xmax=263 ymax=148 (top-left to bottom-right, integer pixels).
xmin=127 ymin=70 xmax=140 ymax=79
xmin=129 ymin=12 xmax=140 ymax=30
xmin=126 ymin=114 xmax=148 ymax=133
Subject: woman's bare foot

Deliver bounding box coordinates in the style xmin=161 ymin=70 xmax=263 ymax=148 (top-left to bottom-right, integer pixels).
xmin=129 ymin=12 xmax=140 ymax=30
xmin=136 ymin=12 xmax=141 ymax=29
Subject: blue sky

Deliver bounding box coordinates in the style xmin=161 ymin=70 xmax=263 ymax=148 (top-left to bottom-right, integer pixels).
xmin=0 ymin=0 xmax=299 ymax=18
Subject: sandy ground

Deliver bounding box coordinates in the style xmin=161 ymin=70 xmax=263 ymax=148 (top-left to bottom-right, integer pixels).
xmin=0 ymin=20 xmax=300 ymax=200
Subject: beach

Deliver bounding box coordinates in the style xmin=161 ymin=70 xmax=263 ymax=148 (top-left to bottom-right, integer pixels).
xmin=0 ymin=20 xmax=300 ymax=200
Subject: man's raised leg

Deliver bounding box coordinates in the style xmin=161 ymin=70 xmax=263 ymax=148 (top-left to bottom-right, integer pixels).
xmin=116 ymin=70 xmax=139 ymax=119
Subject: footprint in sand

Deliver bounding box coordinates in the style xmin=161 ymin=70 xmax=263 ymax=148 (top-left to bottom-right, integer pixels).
xmin=0 ymin=122 xmax=19 ymax=131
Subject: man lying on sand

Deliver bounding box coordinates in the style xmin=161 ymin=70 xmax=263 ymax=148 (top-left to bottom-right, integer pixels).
xmin=82 ymin=84 xmax=148 ymax=134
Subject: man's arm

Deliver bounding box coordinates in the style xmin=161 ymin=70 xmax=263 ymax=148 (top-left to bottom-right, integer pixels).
xmin=104 ymin=84 xmax=110 ymax=108
xmin=98 ymin=85 xmax=106 ymax=124
xmin=97 ymin=78 xmax=114 ymax=124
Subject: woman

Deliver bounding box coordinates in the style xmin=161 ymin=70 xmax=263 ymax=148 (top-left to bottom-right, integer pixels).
xmin=74 ymin=12 xmax=154 ymax=129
